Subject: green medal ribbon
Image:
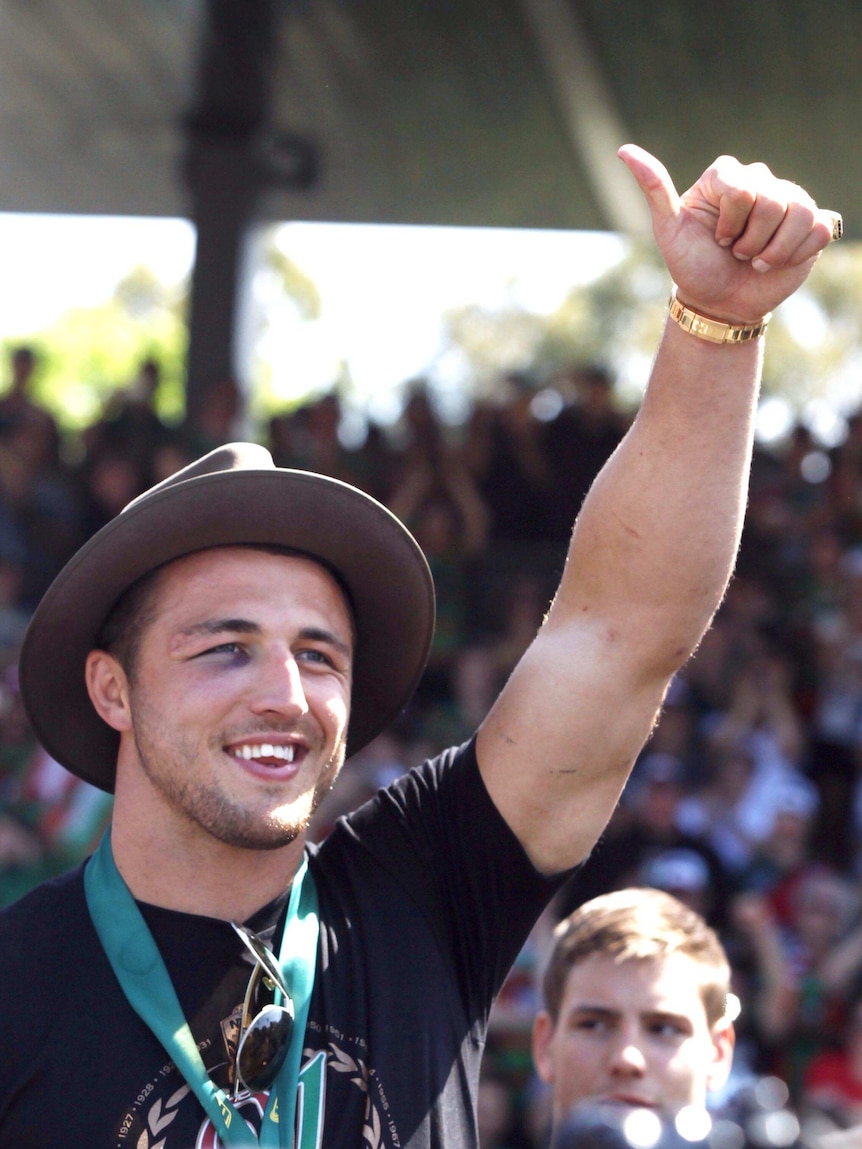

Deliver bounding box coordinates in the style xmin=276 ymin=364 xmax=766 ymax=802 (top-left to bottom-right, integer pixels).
xmin=84 ymin=829 xmax=319 ymax=1147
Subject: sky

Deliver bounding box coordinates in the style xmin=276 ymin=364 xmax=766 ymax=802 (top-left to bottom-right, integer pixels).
xmin=0 ymin=211 xmax=627 ymax=413
xmin=0 ymin=214 xmax=197 ymax=332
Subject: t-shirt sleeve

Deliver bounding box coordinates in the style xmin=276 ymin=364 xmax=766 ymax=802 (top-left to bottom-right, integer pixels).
xmin=335 ymin=736 xmax=572 ymax=1015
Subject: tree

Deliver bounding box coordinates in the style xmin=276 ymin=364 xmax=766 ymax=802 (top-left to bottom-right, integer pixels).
xmin=0 ymin=265 xmax=187 ymax=434
xmin=434 ymin=240 xmax=862 ymax=435
xmin=435 ymin=242 xmax=667 ymax=410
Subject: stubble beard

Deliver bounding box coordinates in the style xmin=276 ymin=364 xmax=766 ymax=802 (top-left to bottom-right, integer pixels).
xmin=130 ymin=706 xmax=346 ymax=851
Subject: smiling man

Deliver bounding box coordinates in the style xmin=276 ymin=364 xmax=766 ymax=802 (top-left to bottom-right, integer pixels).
xmin=0 ymin=145 xmax=842 ymax=1148
xmin=532 ymin=888 xmax=735 ymax=1134
xmin=88 ymin=549 xmax=355 ymax=888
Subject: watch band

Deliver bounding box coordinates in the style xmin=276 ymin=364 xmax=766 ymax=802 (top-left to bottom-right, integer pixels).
xmin=668 ymin=287 xmax=770 ymax=345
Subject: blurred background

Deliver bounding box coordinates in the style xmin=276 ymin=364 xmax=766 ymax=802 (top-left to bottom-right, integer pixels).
xmin=2 ymin=2 xmax=862 ymax=1146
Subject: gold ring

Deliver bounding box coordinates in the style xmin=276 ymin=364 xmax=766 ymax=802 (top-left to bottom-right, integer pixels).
xmin=826 ymin=210 xmax=844 ymax=242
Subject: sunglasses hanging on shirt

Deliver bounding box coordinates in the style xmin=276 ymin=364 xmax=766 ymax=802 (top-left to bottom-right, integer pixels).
xmin=231 ymin=921 xmax=295 ymax=1094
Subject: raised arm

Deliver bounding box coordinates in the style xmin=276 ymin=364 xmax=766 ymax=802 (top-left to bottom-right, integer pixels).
xmin=476 ymin=144 xmax=839 ymax=873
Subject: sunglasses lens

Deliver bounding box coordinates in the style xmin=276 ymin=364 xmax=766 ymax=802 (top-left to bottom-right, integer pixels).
xmin=237 ymin=1004 xmax=294 ymax=1091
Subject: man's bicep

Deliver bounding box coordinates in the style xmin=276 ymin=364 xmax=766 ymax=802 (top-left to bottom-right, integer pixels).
xmin=475 ymin=622 xmax=668 ymax=874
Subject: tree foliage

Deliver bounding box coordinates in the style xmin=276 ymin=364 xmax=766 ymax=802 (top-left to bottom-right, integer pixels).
xmin=4 ymin=229 xmax=862 ymax=444
xmin=436 ymin=242 xmax=668 ymax=409
xmin=264 ymin=245 xmax=322 ymax=322
xmin=0 ymin=265 xmax=188 ymax=433
xmin=435 ymin=240 xmax=862 ymax=432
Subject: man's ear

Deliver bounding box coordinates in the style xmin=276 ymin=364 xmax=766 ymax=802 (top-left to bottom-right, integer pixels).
xmin=531 ymin=1010 xmax=556 ymax=1085
xmin=707 ymin=1018 xmax=735 ymax=1094
xmin=85 ymin=650 xmax=132 ymax=733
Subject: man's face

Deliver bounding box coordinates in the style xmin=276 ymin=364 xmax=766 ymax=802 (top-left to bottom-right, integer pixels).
xmin=532 ymin=952 xmax=733 ymax=1124
xmin=101 ymin=547 xmax=353 ymax=850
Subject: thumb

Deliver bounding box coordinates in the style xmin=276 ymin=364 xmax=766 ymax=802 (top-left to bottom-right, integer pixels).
xmin=618 ymin=144 xmax=680 ymax=228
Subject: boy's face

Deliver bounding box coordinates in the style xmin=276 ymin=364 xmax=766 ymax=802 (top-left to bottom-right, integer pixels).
xmin=532 ymin=951 xmax=734 ymax=1125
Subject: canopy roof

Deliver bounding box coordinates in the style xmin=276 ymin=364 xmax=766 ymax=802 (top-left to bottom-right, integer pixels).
xmin=1 ymin=0 xmax=857 ymax=237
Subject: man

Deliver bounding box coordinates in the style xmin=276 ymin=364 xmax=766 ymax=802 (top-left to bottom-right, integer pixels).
xmin=0 ymin=145 xmax=841 ymax=1147
xmin=531 ymin=888 xmax=736 ymax=1136
xmin=0 ymin=344 xmax=49 ymax=432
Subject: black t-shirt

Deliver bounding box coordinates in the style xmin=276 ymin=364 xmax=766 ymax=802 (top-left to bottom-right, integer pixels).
xmin=0 ymin=738 xmax=566 ymax=1148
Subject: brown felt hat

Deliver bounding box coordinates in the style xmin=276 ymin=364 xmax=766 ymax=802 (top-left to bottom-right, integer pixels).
xmin=19 ymin=442 xmax=435 ymax=793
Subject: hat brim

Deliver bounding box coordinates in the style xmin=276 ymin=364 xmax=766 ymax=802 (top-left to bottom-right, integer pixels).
xmin=19 ymin=468 xmax=434 ymax=792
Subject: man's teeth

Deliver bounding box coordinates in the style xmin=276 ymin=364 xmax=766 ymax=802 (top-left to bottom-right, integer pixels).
xmin=235 ymin=744 xmax=295 ymax=762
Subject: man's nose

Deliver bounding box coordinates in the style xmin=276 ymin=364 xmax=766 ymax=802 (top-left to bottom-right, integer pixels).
xmin=249 ymin=651 xmax=309 ymax=720
xmin=607 ymin=1032 xmax=648 ymax=1077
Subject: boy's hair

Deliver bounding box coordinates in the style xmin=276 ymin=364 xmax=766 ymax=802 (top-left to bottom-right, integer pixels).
xmin=542 ymin=887 xmax=731 ymax=1028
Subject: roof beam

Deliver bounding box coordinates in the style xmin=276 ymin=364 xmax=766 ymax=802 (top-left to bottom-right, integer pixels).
xmin=518 ymin=0 xmax=652 ymax=237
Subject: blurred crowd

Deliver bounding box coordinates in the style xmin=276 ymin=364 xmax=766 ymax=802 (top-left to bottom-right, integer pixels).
xmin=5 ymin=345 xmax=862 ymax=1143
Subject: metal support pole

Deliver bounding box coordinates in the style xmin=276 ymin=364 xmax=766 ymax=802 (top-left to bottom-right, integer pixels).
xmin=182 ymin=0 xmax=277 ymax=433
xmin=184 ymin=133 xmax=261 ymax=431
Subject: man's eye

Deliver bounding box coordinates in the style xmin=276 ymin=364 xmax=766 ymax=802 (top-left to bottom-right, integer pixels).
xmin=298 ymin=649 xmax=334 ymax=666
xmin=650 ymin=1021 xmax=686 ymax=1038
xmin=573 ymin=1017 xmax=605 ymax=1032
xmin=198 ymin=642 xmax=243 ymax=657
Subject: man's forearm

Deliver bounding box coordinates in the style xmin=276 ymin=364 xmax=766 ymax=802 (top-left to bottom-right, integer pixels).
xmin=552 ymin=317 xmax=761 ymax=677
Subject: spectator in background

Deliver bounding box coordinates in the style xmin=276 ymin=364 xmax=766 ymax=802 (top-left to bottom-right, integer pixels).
xmin=76 ymin=448 xmax=147 ymax=538
xmin=804 ymin=993 xmax=862 ymax=1135
xmin=541 ymin=365 xmax=627 ymax=544
xmin=806 ymin=547 xmax=862 ymax=873
xmin=477 ymin=1065 xmax=534 ymax=1149
xmin=0 ymin=399 xmax=80 ymax=608
xmin=558 ymin=752 xmax=734 ymax=932
xmin=387 ymin=432 xmax=490 ymax=741
xmin=269 ymin=391 xmax=395 ymax=502
xmin=84 ymin=356 xmax=169 ymax=470
xmin=451 ymin=571 xmax=550 ymax=738
xmin=181 ymin=373 xmax=242 ymax=456
xmin=530 ymin=888 xmax=735 ymax=1143
xmin=830 ymin=411 xmax=862 ymax=544
xmin=676 ymin=744 xmax=760 ymax=877
xmin=0 ymin=533 xmax=30 ymax=658
xmin=0 ymin=662 xmax=112 ymax=908
xmin=736 ymin=774 xmax=821 ymax=897
xmin=0 ymin=346 xmax=57 ymax=444
xmin=731 ymin=866 xmax=862 ymax=1106
xmin=705 ymin=643 xmax=809 ymax=853
xmin=465 ymin=373 xmax=553 ymax=549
